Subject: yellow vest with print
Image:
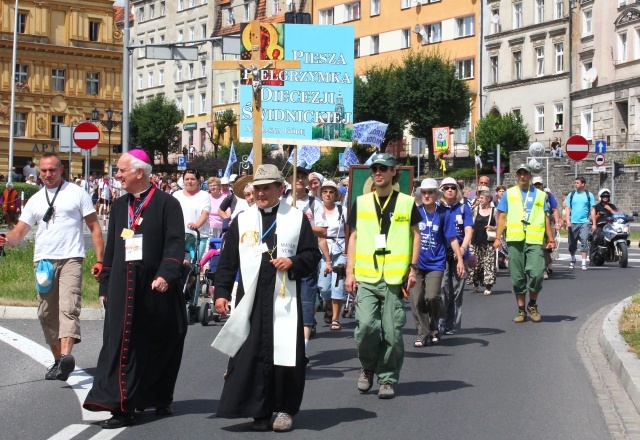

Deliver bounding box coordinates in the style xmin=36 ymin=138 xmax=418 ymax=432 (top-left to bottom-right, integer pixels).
xmin=505 ymin=186 xmax=546 ymax=244
xmin=355 ymin=191 xmax=414 ymax=284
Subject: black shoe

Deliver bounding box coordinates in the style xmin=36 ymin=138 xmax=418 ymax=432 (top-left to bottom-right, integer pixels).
xmin=155 ymin=405 xmax=174 ymax=416
xmin=100 ymin=414 xmax=135 ymax=429
xmin=310 ymin=325 xmax=316 ymax=337
xmin=56 ymin=354 xmax=75 ymax=381
xmin=45 ymin=360 xmax=60 ymax=380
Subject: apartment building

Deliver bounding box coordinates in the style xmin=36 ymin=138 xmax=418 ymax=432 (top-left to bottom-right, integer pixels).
xmin=0 ymin=0 xmax=123 ymax=176
xmin=313 ymin=0 xmax=480 ymax=154
xmin=131 ymin=0 xmax=216 ymax=154
xmin=482 ymin=0 xmax=570 ymax=148
xmin=570 ymin=0 xmax=640 ymax=147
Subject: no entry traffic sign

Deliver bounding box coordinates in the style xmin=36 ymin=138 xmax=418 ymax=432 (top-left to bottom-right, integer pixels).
xmin=594 ymin=153 xmax=606 ymax=166
xmin=565 ymin=135 xmax=589 ymax=161
xmin=73 ymin=122 xmax=101 ymax=150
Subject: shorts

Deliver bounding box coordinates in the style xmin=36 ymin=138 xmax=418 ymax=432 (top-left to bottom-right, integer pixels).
xmin=36 ymin=258 xmax=83 ymax=345
xmin=318 ymin=253 xmax=347 ymax=301
xmin=99 ymin=198 xmax=111 ymax=206
xmin=300 ymin=272 xmax=319 ymax=326
xmin=568 ymin=222 xmax=590 ymax=253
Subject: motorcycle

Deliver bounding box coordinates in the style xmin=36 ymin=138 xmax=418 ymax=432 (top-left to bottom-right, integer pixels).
xmin=591 ymin=212 xmax=637 ymax=268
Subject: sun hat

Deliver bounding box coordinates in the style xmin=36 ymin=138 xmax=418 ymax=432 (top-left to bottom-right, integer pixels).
xmin=532 ymin=176 xmax=544 ymax=185
xmin=310 ymin=172 xmax=325 ymax=184
xmin=253 ymin=164 xmax=284 ymax=185
xmin=35 ymin=259 xmax=54 ymax=294
xmin=440 ymin=177 xmax=458 ymax=189
xmin=420 ymin=178 xmax=439 ymax=190
xmin=220 ymin=177 xmax=230 ymax=185
xmin=321 ymin=180 xmax=338 ymax=192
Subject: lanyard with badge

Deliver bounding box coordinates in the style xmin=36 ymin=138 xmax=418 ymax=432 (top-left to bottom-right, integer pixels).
xmin=373 ymin=192 xmax=392 ymax=250
xmin=43 ymin=181 xmax=64 ymax=224
xmin=518 ymin=187 xmax=534 ymax=231
xmin=122 ymin=186 xmax=156 ymax=261
xmin=421 ymin=205 xmax=437 ymax=256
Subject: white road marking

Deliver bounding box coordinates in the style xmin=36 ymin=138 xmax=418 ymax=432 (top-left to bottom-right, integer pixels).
xmin=88 ymin=427 xmax=127 ymax=439
xmin=0 ymin=325 xmax=109 ymax=421
xmin=48 ymin=424 xmax=90 ymax=440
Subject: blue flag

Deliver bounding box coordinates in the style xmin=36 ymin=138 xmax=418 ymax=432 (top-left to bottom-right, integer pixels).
xmin=287 ymin=145 xmax=321 ymax=169
xmin=224 ymin=142 xmax=237 ymax=178
xmin=364 ymin=151 xmax=377 ymax=165
xmin=342 ymin=147 xmax=360 ymax=167
xmin=247 ymin=148 xmax=254 ymax=165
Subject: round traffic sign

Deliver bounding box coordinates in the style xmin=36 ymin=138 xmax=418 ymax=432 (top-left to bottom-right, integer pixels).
xmin=565 ymin=135 xmax=589 ymax=161
xmin=73 ymin=122 xmax=101 ymax=150
xmin=594 ymin=153 xmax=606 ymax=166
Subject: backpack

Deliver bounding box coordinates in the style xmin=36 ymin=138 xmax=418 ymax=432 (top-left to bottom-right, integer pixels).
xmin=568 ymin=190 xmax=592 ymax=213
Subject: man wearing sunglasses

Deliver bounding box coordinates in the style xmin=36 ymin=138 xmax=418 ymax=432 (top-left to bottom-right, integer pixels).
xmin=345 ymin=153 xmax=421 ymax=399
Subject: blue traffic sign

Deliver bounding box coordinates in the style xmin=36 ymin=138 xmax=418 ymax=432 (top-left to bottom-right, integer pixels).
xmin=595 ymin=140 xmax=607 ymax=154
xmin=177 ymin=156 xmax=187 ymax=167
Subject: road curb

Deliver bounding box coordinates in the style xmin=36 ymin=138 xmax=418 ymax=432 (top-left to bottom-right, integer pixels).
xmin=599 ymin=296 xmax=640 ymax=415
xmin=0 ymin=306 xmax=104 ymax=320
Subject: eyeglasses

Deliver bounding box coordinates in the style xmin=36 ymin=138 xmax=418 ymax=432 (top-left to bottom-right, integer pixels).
xmin=601 ymin=194 xmax=610 ymax=198
xmin=370 ymin=165 xmax=389 ymax=173
xmin=441 ymin=186 xmax=458 ymax=191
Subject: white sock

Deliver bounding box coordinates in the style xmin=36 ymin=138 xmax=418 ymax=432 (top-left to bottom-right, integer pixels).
xmin=581 ymin=258 xmax=586 ymax=265
xmin=304 ymin=339 xmax=309 ymax=351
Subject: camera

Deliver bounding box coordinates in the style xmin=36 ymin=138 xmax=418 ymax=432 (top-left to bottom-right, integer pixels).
xmin=42 ymin=206 xmax=55 ymax=223
xmin=332 ymin=264 xmax=346 ymax=287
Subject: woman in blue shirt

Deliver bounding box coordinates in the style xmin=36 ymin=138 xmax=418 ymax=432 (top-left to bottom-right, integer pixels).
xmin=409 ymin=179 xmax=463 ymax=347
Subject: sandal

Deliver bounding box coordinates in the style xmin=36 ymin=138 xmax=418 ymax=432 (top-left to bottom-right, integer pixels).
xmin=429 ymin=333 xmax=440 ymax=345
xmin=413 ymin=339 xmax=426 ymax=348
xmin=323 ymin=311 xmax=333 ymax=324
xmin=330 ymin=320 xmax=341 ymax=331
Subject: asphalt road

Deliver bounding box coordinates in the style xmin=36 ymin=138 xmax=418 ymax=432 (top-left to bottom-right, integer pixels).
xmin=1 ymin=245 xmax=640 ymax=440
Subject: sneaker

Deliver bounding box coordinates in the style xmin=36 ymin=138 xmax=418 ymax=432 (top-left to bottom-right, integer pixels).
xmin=272 ymin=412 xmax=293 ymax=432
xmin=378 ymin=383 xmax=395 ymax=399
xmin=484 ymin=289 xmax=492 ymax=296
xmin=45 ymin=360 xmax=60 ymax=380
xmin=357 ymin=369 xmax=374 ymax=393
xmin=543 ymin=270 xmax=549 ymax=280
xmin=56 ymin=354 xmax=75 ymax=381
xmin=514 ymin=310 xmax=527 ymax=323
xmin=444 ymin=328 xmax=455 ymax=335
xmin=569 ymin=261 xmax=575 ymax=269
xmin=527 ymin=305 xmax=542 ymax=322
xmin=582 ymin=264 xmax=587 ymax=271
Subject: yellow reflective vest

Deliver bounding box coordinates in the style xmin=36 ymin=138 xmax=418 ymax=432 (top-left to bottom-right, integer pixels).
xmin=505 ymin=186 xmax=546 ymax=244
xmin=354 ymin=191 xmax=414 ymax=284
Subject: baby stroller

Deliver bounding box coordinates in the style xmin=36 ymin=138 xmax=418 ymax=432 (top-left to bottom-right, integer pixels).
xmin=198 ymin=237 xmax=226 ymax=325
xmin=183 ymin=230 xmax=204 ymax=324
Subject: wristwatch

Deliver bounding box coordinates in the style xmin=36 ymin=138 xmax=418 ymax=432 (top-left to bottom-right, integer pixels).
xmin=410 ymin=264 xmax=419 ymax=271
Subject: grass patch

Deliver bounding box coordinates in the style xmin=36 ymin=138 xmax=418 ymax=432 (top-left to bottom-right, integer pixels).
xmin=620 ymin=292 xmax=640 ymax=358
xmin=0 ymin=240 xmax=101 ymax=308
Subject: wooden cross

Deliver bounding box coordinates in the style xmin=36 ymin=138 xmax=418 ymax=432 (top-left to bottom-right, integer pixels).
xmin=212 ymin=20 xmax=301 ymax=169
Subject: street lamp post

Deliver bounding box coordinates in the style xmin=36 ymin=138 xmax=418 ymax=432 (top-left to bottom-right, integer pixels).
xmin=93 ymin=107 xmax=121 ymax=176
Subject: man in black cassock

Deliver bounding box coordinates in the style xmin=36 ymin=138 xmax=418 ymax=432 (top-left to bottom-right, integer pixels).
xmin=84 ymin=150 xmax=187 ymax=429
xmin=212 ymin=164 xmax=320 ymax=432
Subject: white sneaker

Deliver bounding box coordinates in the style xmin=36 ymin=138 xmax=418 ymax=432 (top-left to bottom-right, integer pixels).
xmin=543 ymin=271 xmax=549 ymax=280
xmin=582 ymin=264 xmax=588 ymax=271
xmin=569 ymin=261 xmax=575 ymax=269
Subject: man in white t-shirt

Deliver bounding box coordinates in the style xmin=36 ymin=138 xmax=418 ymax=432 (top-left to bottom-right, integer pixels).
xmin=0 ymin=153 xmax=104 ymax=382
xmin=284 ymin=166 xmax=330 ymax=351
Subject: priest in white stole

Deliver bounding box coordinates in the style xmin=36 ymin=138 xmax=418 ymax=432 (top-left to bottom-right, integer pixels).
xmin=212 ymin=164 xmax=321 ymax=432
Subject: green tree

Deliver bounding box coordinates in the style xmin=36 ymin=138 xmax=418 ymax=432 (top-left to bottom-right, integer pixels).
xmin=393 ymin=49 xmax=472 ymax=172
xmin=129 ymin=95 xmax=183 ymax=165
xmin=213 ymin=110 xmax=238 ymax=158
xmin=472 ymin=112 xmax=530 ymax=170
xmin=354 ymin=64 xmax=404 ymax=153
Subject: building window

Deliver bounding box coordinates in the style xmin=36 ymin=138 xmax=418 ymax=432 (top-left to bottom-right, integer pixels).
xmin=554 ymin=103 xmax=563 ymax=130
xmin=159 ymin=69 xmax=165 ymax=85
xmin=423 ymin=23 xmax=441 ymax=44
xmin=178 ymin=30 xmax=183 ymax=42
xmin=188 ymin=0 xmax=195 ymax=7
xmin=455 ymin=16 xmax=474 ymax=38
xmin=201 ymin=60 xmax=207 ymax=77
xmin=138 ymin=39 xmax=145 ymax=58
xmin=188 ymin=63 xmax=194 ymax=80
xmin=371 ymin=0 xmax=380 ymax=16
xmin=160 ymin=34 xmax=165 ymax=42
xmin=319 ymin=8 xmax=334 ymax=24
xmin=490 ymin=56 xmax=498 ymax=84
xmin=345 ymin=2 xmax=361 ymax=21
xmin=150 ymin=4 xmax=155 ymax=19
xmin=176 ymin=97 xmax=182 ymax=112
xmin=87 ymin=72 xmax=99 ymax=94
xmin=14 ymin=112 xmax=27 ymax=137
xmin=17 ymin=12 xmax=27 ymax=33
xmin=555 ymin=43 xmax=564 ymax=73
xmin=618 ymin=32 xmax=628 ymax=62
xmin=51 ymin=115 xmax=64 ymax=140
xmin=401 ymin=0 xmax=411 ymax=8
xmin=513 ymin=3 xmax=523 ymax=29
xmin=535 ymin=105 xmax=545 ymax=133
xmin=536 ymin=47 xmax=544 ymax=76
xmin=187 ymin=95 xmax=194 ymax=116
xmin=15 ymin=64 xmax=28 ymax=83
xmin=232 ymin=80 xmax=239 ymax=102
xmin=178 ymin=0 xmax=184 ymax=11
xmin=535 ymin=0 xmax=544 ymax=24
xmin=582 ymin=9 xmax=592 ymax=36
xmin=354 ymin=39 xmax=360 ymax=58
xmin=581 ymin=109 xmax=593 ymax=139
xmin=219 ymin=83 xmax=225 ymax=104
xmin=401 ymin=29 xmax=410 ymax=49
xmin=89 ymin=21 xmax=100 ymax=42
xmin=138 ymin=7 xmax=145 ymax=22
xmin=201 ymin=23 xmax=207 ymax=38
xmin=200 ymin=93 xmax=206 ymax=113
xmin=490 ymin=8 xmax=501 ymax=34
xmin=244 ymin=3 xmax=251 ymax=21
xmin=52 ymin=69 xmax=65 ymax=92
xmin=555 ymin=0 xmax=563 ymax=19
xmin=513 ymin=51 xmax=522 ymax=80
xmin=582 ymin=60 xmax=593 ymax=89
xmin=149 ymin=37 xmax=154 ymax=46
xmin=148 ymin=72 xmax=154 ymax=87
xmin=370 ymin=35 xmax=379 ymax=55
xmin=161 ymin=1 xmax=166 ymax=16
xmin=455 ymin=59 xmax=474 ymax=79
xmin=189 ymin=26 xmax=195 ymax=41
xmin=138 ymin=73 xmax=143 ymax=90
xmin=273 ymin=0 xmax=281 ymax=14
xmin=512 ymin=108 xmax=521 ymax=117
xmin=176 ymin=65 xmax=183 ymax=82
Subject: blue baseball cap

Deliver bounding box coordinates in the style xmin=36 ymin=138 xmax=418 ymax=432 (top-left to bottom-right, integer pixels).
xmin=35 ymin=259 xmax=54 ymax=294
